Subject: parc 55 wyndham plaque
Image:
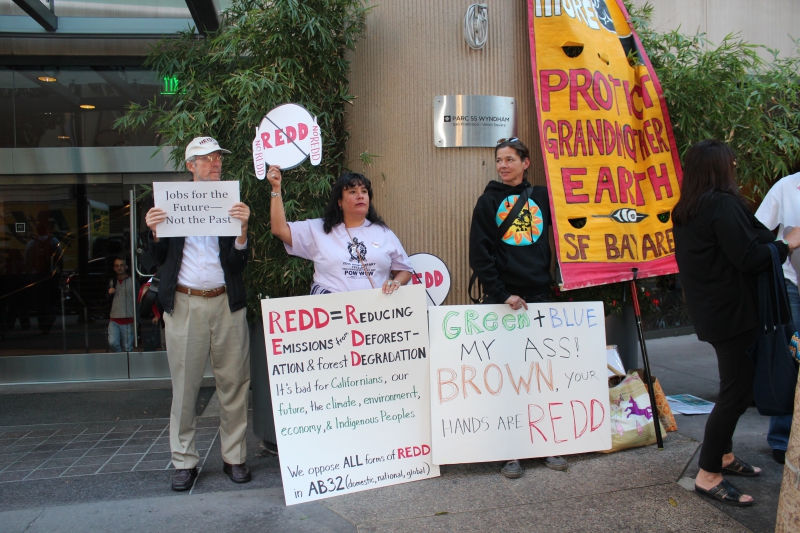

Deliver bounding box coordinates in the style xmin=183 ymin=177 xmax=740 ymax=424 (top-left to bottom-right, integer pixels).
xmin=433 ymin=95 xmax=517 ymax=148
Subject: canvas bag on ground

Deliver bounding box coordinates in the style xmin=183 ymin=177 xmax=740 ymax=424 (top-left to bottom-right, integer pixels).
xmin=748 ymin=243 xmax=800 ymax=416
xmin=600 ymin=370 xmax=665 ymax=453
xmin=633 ymin=368 xmax=678 ymax=432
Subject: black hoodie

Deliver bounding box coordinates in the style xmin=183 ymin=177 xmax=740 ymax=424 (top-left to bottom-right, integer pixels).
xmin=469 ymin=180 xmax=552 ymax=302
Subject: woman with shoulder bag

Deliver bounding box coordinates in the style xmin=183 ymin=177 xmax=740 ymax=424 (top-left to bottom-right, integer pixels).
xmin=673 ymin=139 xmax=800 ymax=506
xmin=468 ymin=137 xmax=566 ymax=478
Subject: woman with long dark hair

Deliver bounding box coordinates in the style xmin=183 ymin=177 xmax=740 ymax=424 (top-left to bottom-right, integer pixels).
xmin=268 ymin=167 xmax=412 ymax=294
xmin=674 ymin=139 xmax=800 ymax=506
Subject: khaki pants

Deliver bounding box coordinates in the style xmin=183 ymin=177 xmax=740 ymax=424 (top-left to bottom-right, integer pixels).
xmin=164 ymin=291 xmax=250 ymax=468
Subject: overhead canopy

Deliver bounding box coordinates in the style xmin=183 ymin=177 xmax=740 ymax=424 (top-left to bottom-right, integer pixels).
xmin=0 ymin=0 xmax=233 ymax=35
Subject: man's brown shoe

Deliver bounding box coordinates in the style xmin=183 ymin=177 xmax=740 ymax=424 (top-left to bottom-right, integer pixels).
xmin=223 ymin=462 xmax=251 ymax=483
xmin=172 ymin=467 xmax=198 ymax=491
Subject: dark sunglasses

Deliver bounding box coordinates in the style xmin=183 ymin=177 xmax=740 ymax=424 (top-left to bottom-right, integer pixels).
xmin=496 ymin=137 xmax=519 ymax=145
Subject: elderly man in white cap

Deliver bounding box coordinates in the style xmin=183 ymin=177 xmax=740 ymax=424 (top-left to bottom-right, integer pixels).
xmin=145 ymin=136 xmax=252 ymax=491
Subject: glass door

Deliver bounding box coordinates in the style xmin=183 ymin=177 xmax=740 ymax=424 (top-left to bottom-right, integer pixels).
xmin=1 ymin=179 xmax=135 ymax=356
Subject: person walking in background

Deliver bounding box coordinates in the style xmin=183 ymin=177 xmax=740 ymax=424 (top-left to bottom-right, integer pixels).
xmin=468 ymin=137 xmax=567 ymax=478
xmin=754 ymin=170 xmax=800 ymax=465
xmin=673 ymin=139 xmax=800 ymax=506
xmin=107 ymin=256 xmax=134 ymax=352
xmin=145 ymin=136 xmax=252 ymax=491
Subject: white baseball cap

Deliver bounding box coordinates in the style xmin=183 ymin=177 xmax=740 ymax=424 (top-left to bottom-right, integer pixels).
xmin=185 ymin=136 xmax=231 ymax=161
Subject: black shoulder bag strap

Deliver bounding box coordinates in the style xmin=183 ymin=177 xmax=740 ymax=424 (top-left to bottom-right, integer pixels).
xmin=469 ymin=186 xmax=533 ymax=303
xmin=497 ymin=186 xmax=532 ymax=240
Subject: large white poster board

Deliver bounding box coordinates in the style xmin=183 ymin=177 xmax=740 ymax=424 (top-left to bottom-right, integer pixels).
xmin=152 ymin=181 xmax=240 ymax=237
xmin=428 ymin=302 xmax=611 ymax=464
xmin=261 ymin=284 xmax=439 ymax=505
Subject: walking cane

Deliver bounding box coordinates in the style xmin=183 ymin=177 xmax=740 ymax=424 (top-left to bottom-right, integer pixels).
xmin=630 ymin=268 xmax=664 ymax=449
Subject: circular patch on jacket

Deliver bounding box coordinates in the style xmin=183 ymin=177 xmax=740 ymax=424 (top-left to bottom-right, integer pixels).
xmin=495 ymin=195 xmax=543 ymax=246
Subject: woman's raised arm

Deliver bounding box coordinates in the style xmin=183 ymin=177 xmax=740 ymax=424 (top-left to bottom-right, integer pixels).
xmin=267 ymin=165 xmax=292 ymax=246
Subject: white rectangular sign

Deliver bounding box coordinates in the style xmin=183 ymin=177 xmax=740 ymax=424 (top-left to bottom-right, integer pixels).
xmin=428 ymin=302 xmax=611 ymax=464
xmin=153 ymin=181 xmax=241 ymax=237
xmin=261 ymin=285 xmax=439 ymax=505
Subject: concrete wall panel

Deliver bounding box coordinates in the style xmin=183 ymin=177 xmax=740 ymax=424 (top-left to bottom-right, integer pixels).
xmin=345 ymin=1 xmax=545 ymax=305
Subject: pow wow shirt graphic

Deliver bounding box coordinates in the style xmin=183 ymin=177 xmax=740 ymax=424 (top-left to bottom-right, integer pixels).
xmin=495 ymin=195 xmax=544 ymax=246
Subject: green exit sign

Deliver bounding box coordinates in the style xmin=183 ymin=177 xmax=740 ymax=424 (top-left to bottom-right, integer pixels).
xmin=161 ymin=76 xmax=181 ymax=95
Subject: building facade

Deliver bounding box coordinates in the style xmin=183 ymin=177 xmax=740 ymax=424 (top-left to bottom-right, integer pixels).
xmin=1 ymin=0 xmax=796 ymax=383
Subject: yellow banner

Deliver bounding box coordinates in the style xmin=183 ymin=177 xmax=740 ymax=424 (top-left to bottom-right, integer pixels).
xmin=529 ymin=0 xmax=681 ymax=289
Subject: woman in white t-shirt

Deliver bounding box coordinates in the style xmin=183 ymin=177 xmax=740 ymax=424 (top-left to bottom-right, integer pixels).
xmin=268 ymin=166 xmax=413 ymax=294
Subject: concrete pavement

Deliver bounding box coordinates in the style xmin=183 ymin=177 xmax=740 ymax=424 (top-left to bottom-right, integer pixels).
xmin=0 ymin=334 xmax=786 ymax=532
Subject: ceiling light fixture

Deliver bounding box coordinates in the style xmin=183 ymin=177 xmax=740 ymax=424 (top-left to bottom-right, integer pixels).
xmin=58 ymin=135 xmax=70 ymax=140
xmin=79 ymin=104 xmax=95 ymax=110
xmin=37 ymin=76 xmax=57 ymax=83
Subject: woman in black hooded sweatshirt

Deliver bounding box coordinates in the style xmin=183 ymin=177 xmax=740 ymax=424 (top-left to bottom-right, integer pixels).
xmin=469 ymin=137 xmax=565 ymax=478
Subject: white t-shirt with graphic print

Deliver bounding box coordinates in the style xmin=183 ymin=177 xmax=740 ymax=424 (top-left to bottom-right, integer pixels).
xmin=755 ymin=172 xmax=800 ymax=285
xmin=285 ymin=218 xmax=413 ymax=293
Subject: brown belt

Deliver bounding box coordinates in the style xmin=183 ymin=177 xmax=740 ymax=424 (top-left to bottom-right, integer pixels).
xmin=176 ymin=285 xmax=226 ymax=298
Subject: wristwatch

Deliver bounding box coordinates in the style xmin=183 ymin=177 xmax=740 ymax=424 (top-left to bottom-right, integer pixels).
xmin=271 ymin=191 xmax=281 ymax=198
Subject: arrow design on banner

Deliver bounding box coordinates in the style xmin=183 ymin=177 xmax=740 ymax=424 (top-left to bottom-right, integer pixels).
xmin=592 ymin=208 xmax=648 ymax=224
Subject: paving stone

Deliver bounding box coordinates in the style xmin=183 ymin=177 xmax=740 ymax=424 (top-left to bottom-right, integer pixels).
xmin=41 ymin=458 xmax=79 ymax=469
xmin=54 ymin=428 xmax=88 ymax=436
xmin=0 ymin=452 xmax=27 ymax=462
xmin=134 ymin=460 xmax=171 ymax=471
xmin=137 ymin=424 xmax=169 ymax=431
xmin=124 ymin=438 xmax=155 ymax=446
xmin=62 ymin=465 xmax=101 ymax=477
xmin=25 ymin=451 xmax=58 ymax=460
xmin=0 ymin=445 xmax=35 ymax=454
xmin=32 ymin=443 xmax=66 ymax=453
xmin=99 ymin=463 xmax=136 ymax=474
xmin=74 ymin=456 xmax=112 ymax=466
xmin=62 ymin=442 xmax=95 ymax=451
xmin=132 ymin=430 xmax=163 ymax=438
xmin=5 ymin=460 xmax=45 ymax=471
xmin=86 ymin=447 xmax=121 ymax=456
xmin=45 ymin=436 xmax=76 ymax=444
xmin=25 ymin=467 xmax=67 ymax=481
xmin=0 ymin=431 xmax=31 ymax=439
xmin=25 ymin=430 xmax=57 ymax=437
xmin=51 ymin=449 xmax=87 ymax=459
xmin=110 ymin=454 xmax=144 ymax=464
xmin=16 ymin=438 xmax=45 ymax=446
xmin=103 ymin=433 xmax=136 ymax=441
xmin=71 ymin=434 xmax=105 ymax=442
xmin=118 ymin=445 xmax=152 ymax=455
xmin=142 ymin=452 xmax=172 ymax=462
xmin=0 ymin=470 xmax=27 ymax=482
xmin=97 ymin=439 xmax=128 ymax=447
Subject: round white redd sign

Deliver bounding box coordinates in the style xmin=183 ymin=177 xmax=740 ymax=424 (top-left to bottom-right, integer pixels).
xmin=408 ymin=253 xmax=451 ymax=306
xmin=252 ymin=103 xmax=323 ymax=176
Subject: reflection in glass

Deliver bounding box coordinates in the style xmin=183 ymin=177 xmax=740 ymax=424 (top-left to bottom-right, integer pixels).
xmin=0 ymin=182 xmax=150 ymax=355
xmin=12 ymin=67 xmax=169 ymax=148
xmin=0 ymin=67 xmax=13 ymax=148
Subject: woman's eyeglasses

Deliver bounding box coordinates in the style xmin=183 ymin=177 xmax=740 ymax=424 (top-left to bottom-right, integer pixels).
xmin=496 ymin=137 xmax=519 ymax=145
